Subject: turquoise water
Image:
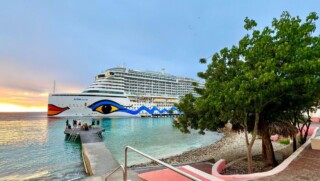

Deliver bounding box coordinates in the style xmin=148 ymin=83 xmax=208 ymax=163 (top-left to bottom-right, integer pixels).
xmin=0 ymin=112 xmax=223 ymax=180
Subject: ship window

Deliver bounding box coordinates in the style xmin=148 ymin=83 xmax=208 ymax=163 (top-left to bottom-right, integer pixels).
xmin=84 ymin=103 xmax=87 ymax=107
xmin=82 ymin=90 xmax=124 ymax=94
xmin=97 ymin=74 xmax=105 ymax=78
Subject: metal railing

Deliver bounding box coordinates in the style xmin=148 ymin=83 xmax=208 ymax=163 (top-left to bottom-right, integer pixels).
xmin=67 ymin=129 xmax=75 ymax=141
xmin=67 ymin=129 xmax=79 ymax=142
xmin=104 ymin=146 xmax=202 ymax=181
xmin=123 ymin=146 xmax=201 ymax=181
xmin=105 ymin=165 xmax=124 ymax=181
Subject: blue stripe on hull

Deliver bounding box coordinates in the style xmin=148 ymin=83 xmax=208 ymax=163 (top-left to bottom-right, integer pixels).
xmin=88 ymin=99 xmax=181 ymax=115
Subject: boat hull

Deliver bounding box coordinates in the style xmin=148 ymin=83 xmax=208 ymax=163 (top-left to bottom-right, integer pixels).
xmin=48 ymin=94 xmax=180 ymax=117
xmin=48 ymin=94 xmax=133 ymax=117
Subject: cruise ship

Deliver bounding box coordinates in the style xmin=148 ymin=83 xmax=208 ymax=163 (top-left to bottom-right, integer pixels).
xmin=48 ymin=67 xmax=203 ymax=117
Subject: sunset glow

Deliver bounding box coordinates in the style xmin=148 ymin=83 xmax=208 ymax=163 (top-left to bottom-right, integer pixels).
xmin=0 ymin=85 xmax=82 ymax=112
xmin=0 ymin=103 xmax=46 ymax=112
xmin=0 ymin=88 xmax=49 ymax=112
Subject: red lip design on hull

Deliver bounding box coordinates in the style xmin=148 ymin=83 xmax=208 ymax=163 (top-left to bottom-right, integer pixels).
xmin=47 ymin=104 xmax=69 ymax=116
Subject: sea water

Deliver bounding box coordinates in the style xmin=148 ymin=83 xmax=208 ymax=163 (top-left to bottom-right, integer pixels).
xmin=0 ymin=112 xmax=223 ymax=180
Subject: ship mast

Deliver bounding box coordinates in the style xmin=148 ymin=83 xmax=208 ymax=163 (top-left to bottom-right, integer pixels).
xmin=53 ymin=80 xmax=56 ymax=93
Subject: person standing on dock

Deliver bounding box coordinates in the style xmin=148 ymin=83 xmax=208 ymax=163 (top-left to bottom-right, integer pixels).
xmin=66 ymin=120 xmax=69 ymax=129
xmin=77 ymin=119 xmax=82 ymax=128
xmin=73 ymin=120 xmax=77 ymax=128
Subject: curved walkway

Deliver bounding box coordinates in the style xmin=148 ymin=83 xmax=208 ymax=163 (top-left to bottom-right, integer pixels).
xmin=138 ymin=125 xmax=320 ymax=181
xmin=210 ymin=127 xmax=320 ymax=180
xmin=256 ymin=133 xmax=320 ymax=180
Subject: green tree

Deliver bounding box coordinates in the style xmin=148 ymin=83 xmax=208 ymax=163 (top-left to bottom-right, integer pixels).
xmin=174 ymin=93 xmax=200 ymax=133
xmin=175 ymin=11 xmax=320 ymax=173
xmin=264 ymin=11 xmax=320 ymax=152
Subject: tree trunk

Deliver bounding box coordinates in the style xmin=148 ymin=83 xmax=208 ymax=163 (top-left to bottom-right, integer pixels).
xmin=300 ymin=124 xmax=307 ymax=144
xmin=261 ymin=133 xmax=278 ymax=166
xmin=246 ymin=144 xmax=253 ymax=173
xmin=292 ymin=136 xmax=297 ymax=152
xmin=244 ymin=111 xmax=260 ymax=174
xmin=301 ymin=111 xmax=312 ymax=144
xmin=299 ymin=127 xmax=303 ymax=144
xmin=260 ymin=120 xmax=278 ymax=166
xmin=292 ymin=112 xmax=298 ymax=152
xmin=262 ymin=138 xmax=267 ymax=159
xmin=303 ymin=122 xmax=311 ymax=143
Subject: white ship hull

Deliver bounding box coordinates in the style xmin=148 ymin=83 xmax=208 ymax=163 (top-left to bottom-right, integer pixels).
xmin=48 ymin=67 xmax=199 ymax=117
xmin=48 ymin=93 xmax=179 ymax=117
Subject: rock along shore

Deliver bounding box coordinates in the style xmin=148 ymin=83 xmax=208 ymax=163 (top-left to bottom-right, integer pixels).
xmin=132 ymin=128 xmax=291 ymax=168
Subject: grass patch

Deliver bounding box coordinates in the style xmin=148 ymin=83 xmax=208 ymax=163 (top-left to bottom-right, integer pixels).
xmin=278 ymin=138 xmax=290 ymax=145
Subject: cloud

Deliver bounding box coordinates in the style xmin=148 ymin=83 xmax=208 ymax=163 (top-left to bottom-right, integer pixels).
xmin=1 ymin=1 xmax=320 ymax=112
xmin=0 ymin=87 xmax=46 ymax=107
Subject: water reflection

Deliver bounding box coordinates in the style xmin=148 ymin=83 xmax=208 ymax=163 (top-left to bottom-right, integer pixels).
xmin=1 ymin=170 xmax=50 ymax=181
xmin=0 ymin=113 xmax=86 ymax=180
xmin=0 ymin=113 xmax=222 ymax=180
xmin=0 ymin=119 xmax=48 ymax=146
xmin=100 ymin=117 xmax=223 ymax=165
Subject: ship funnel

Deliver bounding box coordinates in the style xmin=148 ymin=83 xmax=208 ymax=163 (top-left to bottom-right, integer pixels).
xmin=161 ymin=68 xmax=165 ymax=74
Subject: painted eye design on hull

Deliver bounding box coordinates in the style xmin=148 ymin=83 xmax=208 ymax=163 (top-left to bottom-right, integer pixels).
xmin=88 ymin=100 xmax=125 ymax=114
xmin=95 ymin=104 xmax=119 ymax=114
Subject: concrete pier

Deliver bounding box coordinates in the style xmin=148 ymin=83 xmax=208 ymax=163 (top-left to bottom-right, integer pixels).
xmin=65 ymin=127 xmax=141 ymax=180
xmin=82 ymin=142 xmax=119 ymax=176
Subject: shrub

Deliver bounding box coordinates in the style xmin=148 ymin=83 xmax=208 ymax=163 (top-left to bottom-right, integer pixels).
xmin=278 ymin=138 xmax=290 ymax=145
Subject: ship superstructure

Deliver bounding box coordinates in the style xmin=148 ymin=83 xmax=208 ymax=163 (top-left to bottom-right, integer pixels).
xmin=48 ymin=67 xmax=202 ymax=117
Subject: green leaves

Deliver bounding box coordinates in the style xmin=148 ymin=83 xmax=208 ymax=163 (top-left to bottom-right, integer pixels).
xmin=244 ymin=17 xmax=257 ymax=30
xmin=199 ymin=58 xmax=207 ymax=64
xmin=174 ymin=11 xmax=320 ymax=137
xmin=306 ymin=12 xmax=318 ymax=22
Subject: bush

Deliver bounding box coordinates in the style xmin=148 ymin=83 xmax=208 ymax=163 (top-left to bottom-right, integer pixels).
xmin=278 ymin=138 xmax=290 ymax=145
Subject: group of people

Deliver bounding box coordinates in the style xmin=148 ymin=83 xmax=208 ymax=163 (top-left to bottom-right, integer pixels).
xmin=65 ymin=119 xmax=100 ymax=130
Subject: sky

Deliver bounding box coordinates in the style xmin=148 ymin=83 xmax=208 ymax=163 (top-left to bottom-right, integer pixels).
xmin=0 ymin=1 xmax=320 ymax=112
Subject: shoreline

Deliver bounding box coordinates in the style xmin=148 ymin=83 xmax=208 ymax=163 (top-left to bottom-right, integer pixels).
xmin=132 ymin=128 xmax=291 ymax=168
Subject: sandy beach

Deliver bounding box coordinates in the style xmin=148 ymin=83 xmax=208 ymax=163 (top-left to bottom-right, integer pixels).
xmin=133 ymin=128 xmax=292 ymax=168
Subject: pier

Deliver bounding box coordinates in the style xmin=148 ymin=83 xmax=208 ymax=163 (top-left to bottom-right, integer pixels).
xmin=65 ymin=127 xmax=141 ymax=180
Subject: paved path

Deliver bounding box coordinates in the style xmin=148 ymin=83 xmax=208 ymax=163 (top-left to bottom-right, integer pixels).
xmin=257 ymin=128 xmax=320 ymax=181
